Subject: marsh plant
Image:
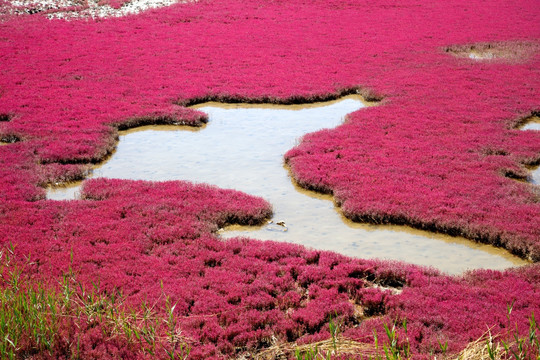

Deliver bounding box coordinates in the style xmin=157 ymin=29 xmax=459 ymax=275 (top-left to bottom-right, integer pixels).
xmin=294 ymin=313 xmax=539 ymax=360
xmin=0 ymin=245 xmax=191 ymax=360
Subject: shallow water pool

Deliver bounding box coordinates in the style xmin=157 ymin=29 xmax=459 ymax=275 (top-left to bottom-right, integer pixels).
xmin=520 ymin=117 xmax=539 ymax=184
xmin=47 ymin=96 xmax=530 ymax=274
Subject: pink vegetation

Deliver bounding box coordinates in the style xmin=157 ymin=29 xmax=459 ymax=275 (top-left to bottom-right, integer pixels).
xmin=2 ymin=179 xmax=539 ymax=358
xmin=0 ymin=0 xmax=539 ymax=258
xmin=0 ymin=0 xmax=539 ymax=357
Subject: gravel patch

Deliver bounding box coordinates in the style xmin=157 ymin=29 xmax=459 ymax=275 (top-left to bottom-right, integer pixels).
xmin=3 ymin=0 xmax=196 ymax=19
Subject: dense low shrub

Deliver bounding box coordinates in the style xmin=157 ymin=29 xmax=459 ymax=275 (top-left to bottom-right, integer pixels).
xmin=0 ymin=0 xmax=538 ymax=257
xmin=0 ymin=0 xmax=539 ymax=357
xmin=1 ymin=179 xmax=538 ymax=358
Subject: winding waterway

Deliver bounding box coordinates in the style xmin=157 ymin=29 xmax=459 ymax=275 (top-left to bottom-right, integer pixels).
xmin=521 ymin=118 xmax=540 ymax=185
xmin=47 ymin=96 xmax=532 ymax=274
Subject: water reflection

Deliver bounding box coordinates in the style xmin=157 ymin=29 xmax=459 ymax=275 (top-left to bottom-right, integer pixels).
xmin=468 ymin=52 xmax=496 ymax=60
xmin=47 ymin=96 xmax=529 ymax=274
xmin=520 ymin=116 xmax=540 ymax=185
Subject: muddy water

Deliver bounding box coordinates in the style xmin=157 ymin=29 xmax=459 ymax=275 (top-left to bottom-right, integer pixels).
xmin=520 ymin=117 xmax=540 ymax=184
xmin=468 ymin=52 xmax=496 ymax=60
xmin=47 ymin=96 xmax=529 ymax=274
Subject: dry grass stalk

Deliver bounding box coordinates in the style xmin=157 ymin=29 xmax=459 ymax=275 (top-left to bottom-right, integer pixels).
xmin=454 ymin=330 xmax=511 ymax=360
xmin=249 ymin=336 xmax=378 ymax=360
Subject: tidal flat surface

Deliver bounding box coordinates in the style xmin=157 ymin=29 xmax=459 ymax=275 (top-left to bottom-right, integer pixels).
xmin=47 ymin=96 xmax=530 ymax=274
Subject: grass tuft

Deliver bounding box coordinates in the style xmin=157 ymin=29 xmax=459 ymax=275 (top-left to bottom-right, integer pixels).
xmin=0 ymin=245 xmax=192 ymax=360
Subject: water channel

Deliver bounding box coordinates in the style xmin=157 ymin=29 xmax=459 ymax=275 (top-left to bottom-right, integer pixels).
xmin=521 ymin=117 xmax=540 ymax=185
xmin=47 ymin=96 xmax=533 ymax=274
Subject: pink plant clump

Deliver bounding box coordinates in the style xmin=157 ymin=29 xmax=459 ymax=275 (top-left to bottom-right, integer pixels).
xmin=0 ymin=0 xmax=538 ymax=257
xmin=1 ymin=181 xmax=538 ymax=357
xmin=1 ymin=179 xmax=539 ymax=358
xmin=0 ymin=0 xmax=539 ymax=357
